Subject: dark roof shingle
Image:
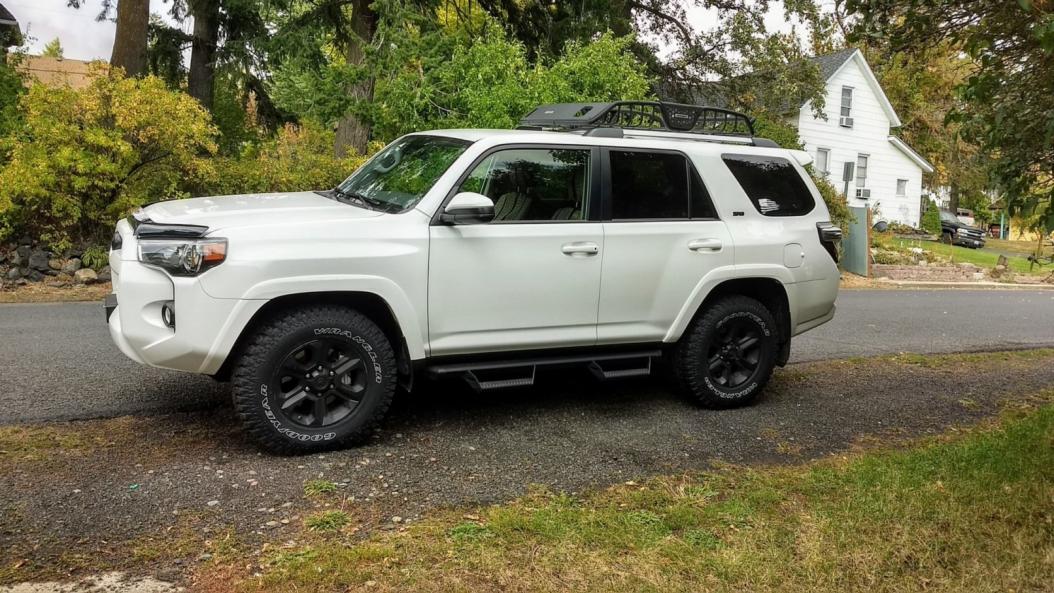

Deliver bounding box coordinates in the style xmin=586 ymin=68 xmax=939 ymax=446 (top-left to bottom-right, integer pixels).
xmin=810 ymin=47 xmax=858 ymax=81
xmin=0 ymin=2 xmax=19 ymax=28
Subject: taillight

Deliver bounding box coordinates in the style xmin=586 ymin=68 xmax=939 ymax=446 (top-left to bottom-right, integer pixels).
xmin=817 ymin=222 xmax=842 ymax=263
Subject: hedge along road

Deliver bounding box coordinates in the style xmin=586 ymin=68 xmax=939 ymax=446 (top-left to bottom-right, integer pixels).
xmin=0 ymin=289 xmax=1052 ymax=425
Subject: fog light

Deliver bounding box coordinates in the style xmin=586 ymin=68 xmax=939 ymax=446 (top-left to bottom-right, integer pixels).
xmin=161 ymin=302 xmax=176 ymax=328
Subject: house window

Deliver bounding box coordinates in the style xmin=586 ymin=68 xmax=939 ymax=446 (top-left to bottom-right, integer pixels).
xmin=840 ymin=86 xmax=853 ymax=127
xmin=896 ymin=179 xmax=907 ymax=196
xmin=855 ymin=155 xmax=868 ymax=187
xmin=815 ymin=148 xmax=830 ymax=175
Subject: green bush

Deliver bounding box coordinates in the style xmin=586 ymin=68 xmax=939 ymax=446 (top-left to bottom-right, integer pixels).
xmin=0 ymin=67 xmax=217 ymax=251
xmin=199 ymin=121 xmax=366 ymax=196
xmin=921 ymin=198 xmax=941 ymax=234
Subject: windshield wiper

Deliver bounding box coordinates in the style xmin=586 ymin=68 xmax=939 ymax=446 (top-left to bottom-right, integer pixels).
xmin=331 ymin=188 xmax=397 ymax=212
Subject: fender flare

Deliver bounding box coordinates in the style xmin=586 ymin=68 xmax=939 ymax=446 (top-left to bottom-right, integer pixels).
xmin=664 ymin=264 xmax=795 ymax=344
xmin=226 ymin=274 xmax=426 ymax=363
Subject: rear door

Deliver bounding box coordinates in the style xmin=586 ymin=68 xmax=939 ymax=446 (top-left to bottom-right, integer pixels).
xmin=597 ymin=148 xmax=734 ymax=344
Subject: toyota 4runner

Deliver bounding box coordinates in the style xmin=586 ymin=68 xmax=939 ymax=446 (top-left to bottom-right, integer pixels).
xmin=105 ymin=101 xmax=841 ymax=453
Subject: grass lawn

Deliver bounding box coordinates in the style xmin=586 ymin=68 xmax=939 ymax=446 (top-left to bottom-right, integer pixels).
xmin=248 ymin=399 xmax=1054 ymax=593
xmin=985 ymin=237 xmax=1049 ymax=257
xmin=886 ymin=236 xmax=1048 ymax=275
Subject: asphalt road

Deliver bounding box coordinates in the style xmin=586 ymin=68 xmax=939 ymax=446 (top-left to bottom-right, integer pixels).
xmin=1 ymin=289 xmax=1052 ymax=424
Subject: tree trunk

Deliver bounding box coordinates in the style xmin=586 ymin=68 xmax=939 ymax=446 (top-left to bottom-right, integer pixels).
xmin=334 ymin=0 xmax=377 ymax=157
xmin=948 ymin=183 xmax=960 ymax=214
xmin=110 ymin=0 xmax=149 ymax=77
xmin=188 ymin=0 xmax=220 ymax=111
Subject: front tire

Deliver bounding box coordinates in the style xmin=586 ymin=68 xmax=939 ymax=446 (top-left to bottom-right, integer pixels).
xmin=231 ymin=306 xmax=397 ymax=454
xmin=672 ymin=295 xmax=779 ymax=409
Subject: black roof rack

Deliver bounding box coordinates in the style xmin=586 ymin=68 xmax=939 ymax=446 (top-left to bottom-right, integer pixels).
xmin=518 ymin=101 xmax=757 ymax=138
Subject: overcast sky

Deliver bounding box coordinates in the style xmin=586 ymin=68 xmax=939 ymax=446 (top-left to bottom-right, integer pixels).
xmin=4 ymin=0 xmax=820 ymax=63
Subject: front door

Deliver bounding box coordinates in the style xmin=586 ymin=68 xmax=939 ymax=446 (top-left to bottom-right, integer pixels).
xmin=428 ymin=145 xmax=602 ymax=356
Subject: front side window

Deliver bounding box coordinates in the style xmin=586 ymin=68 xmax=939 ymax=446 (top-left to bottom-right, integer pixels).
xmin=722 ymin=154 xmax=815 ymax=217
xmin=458 ymin=148 xmax=590 ymax=222
xmin=335 ymin=135 xmax=470 ymax=211
xmin=856 ymin=154 xmax=869 ymax=188
xmin=609 ymin=150 xmax=717 ymax=220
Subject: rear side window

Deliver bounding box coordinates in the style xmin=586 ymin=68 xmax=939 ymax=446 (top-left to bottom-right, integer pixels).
xmin=722 ymin=154 xmax=815 ymax=217
xmin=609 ymin=150 xmax=717 ymax=220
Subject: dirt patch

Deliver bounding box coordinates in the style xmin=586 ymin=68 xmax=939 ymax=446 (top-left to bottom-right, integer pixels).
xmin=2 ymin=349 xmax=1053 ymax=586
xmin=0 ymin=282 xmax=111 ymax=303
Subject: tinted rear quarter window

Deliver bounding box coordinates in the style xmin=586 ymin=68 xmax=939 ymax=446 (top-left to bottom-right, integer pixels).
xmin=722 ymin=154 xmax=815 ymax=216
xmin=609 ymin=150 xmax=718 ymax=220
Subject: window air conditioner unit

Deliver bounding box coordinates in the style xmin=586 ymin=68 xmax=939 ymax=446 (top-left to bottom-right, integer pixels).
xmin=855 ymin=188 xmax=871 ymax=198
xmin=839 ymin=116 xmax=854 ymax=128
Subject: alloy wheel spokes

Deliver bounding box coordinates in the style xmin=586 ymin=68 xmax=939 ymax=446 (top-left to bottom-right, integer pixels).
xmin=272 ymin=338 xmax=369 ymax=428
xmin=706 ymin=318 xmax=764 ymax=389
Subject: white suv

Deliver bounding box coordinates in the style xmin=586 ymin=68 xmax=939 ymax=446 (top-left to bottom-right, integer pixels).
xmin=105 ymin=102 xmax=841 ymax=453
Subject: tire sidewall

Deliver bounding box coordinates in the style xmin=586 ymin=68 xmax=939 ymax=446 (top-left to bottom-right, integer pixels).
xmin=248 ymin=321 xmax=393 ymax=447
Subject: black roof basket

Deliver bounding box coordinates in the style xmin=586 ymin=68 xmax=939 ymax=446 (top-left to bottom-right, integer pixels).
xmin=518 ymin=101 xmax=757 ymax=138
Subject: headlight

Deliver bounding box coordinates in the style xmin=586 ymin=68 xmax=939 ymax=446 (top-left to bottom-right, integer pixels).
xmin=138 ymin=238 xmax=227 ymax=276
xmin=956 ymin=228 xmax=968 ymax=235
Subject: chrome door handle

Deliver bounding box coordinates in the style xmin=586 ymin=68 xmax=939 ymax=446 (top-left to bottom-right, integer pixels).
xmin=561 ymin=241 xmax=600 ymax=256
xmin=688 ymin=238 xmax=723 ymax=252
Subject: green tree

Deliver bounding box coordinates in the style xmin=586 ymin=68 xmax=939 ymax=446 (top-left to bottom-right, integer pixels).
xmin=41 ymin=38 xmax=64 ymax=58
xmin=0 ymin=52 xmax=26 ymax=148
xmin=849 ymin=0 xmax=1054 ymax=232
xmin=0 ymin=68 xmax=217 ymax=249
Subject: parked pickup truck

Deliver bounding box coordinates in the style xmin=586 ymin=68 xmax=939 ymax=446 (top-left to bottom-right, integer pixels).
xmin=940 ymin=210 xmax=986 ymax=248
xmin=104 ymin=101 xmax=842 ymax=454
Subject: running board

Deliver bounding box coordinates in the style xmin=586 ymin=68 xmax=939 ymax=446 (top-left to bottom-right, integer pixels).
xmin=427 ymin=349 xmax=661 ymax=393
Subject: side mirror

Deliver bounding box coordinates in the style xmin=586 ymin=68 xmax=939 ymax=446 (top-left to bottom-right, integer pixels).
xmin=440 ymin=192 xmax=495 ymax=225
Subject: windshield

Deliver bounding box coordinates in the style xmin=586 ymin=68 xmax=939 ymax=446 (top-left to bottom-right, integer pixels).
xmin=334 ymin=135 xmax=471 ymax=211
xmin=939 ymin=210 xmax=958 ymax=223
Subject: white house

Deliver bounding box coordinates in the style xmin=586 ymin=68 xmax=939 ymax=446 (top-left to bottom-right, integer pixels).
xmin=792 ymin=48 xmax=934 ymax=226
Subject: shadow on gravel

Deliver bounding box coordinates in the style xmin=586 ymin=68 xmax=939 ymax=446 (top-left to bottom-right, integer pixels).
xmin=2 ymin=351 xmax=1053 ymax=583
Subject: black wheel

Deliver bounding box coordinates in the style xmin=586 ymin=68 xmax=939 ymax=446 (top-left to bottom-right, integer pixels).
xmin=672 ymin=295 xmax=779 ymax=408
xmin=231 ymin=306 xmax=396 ymax=454
xmin=941 ymin=232 xmax=954 ymax=244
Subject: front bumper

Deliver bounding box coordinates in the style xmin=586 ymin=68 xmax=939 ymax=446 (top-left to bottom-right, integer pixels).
xmin=105 ymin=259 xmax=265 ymax=374
xmin=104 ymin=293 xmax=118 ymax=322
xmin=953 ymin=237 xmax=985 ymax=248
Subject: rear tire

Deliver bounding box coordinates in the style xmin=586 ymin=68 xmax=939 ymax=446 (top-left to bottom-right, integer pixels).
xmin=231 ymin=306 xmax=397 ymax=454
xmin=672 ymin=295 xmax=779 ymax=409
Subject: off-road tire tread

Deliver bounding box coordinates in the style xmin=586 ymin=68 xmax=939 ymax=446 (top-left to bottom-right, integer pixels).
xmin=672 ymin=295 xmax=778 ymax=409
xmin=231 ymin=306 xmax=396 ymax=454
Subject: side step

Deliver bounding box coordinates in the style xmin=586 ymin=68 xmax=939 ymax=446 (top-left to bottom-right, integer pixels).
xmin=587 ymin=356 xmax=652 ymax=380
xmin=426 ymin=349 xmax=661 ymax=393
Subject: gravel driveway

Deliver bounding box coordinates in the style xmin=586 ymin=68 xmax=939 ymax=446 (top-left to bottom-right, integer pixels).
xmin=2 ymin=349 xmax=1052 ymax=584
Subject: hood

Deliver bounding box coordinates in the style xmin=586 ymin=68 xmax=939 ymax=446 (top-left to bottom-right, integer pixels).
xmin=141 ymin=191 xmax=383 ymax=231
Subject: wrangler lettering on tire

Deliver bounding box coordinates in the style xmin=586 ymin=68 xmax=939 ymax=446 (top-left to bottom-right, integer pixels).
xmin=231 ymin=306 xmax=397 ymax=454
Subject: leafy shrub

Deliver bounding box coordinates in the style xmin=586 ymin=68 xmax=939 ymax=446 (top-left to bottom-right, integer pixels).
xmin=199 ymin=121 xmax=365 ymax=196
xmin=0 ymin=67 xmax=217 ymax=251
xmin=80 ymin=245 xmax=109 ymax=271
xmin=0 ymin=53 xmax=27 ymax=148
xmin=920 ymin=198 xmax=941 ymax=235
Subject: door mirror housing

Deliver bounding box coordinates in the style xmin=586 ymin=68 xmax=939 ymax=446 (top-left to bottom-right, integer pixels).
xmin=440 ymin=192 xmax=495 ymax=225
